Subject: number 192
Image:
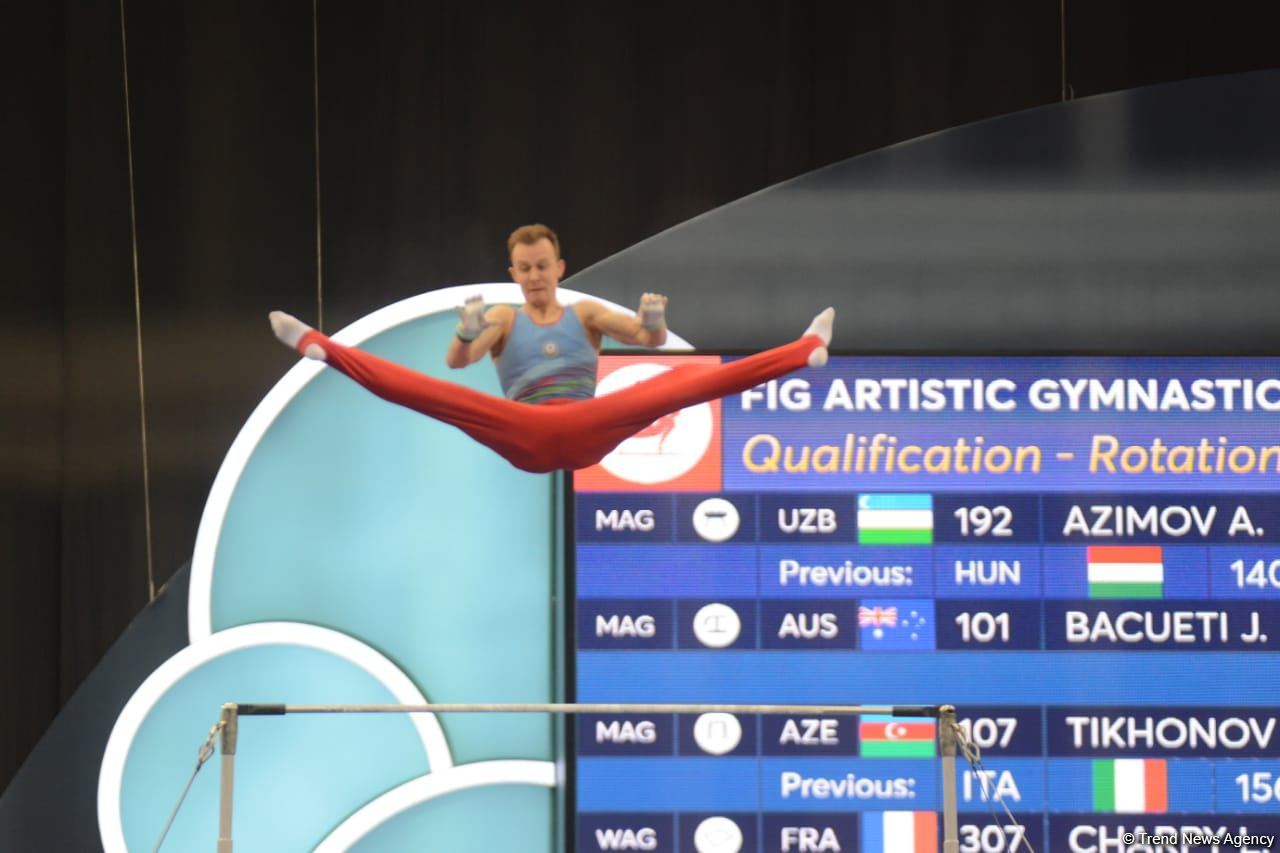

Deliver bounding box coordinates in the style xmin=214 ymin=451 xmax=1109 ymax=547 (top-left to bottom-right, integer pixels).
xmin=953 ymin=506 xmax=1013 ymax=537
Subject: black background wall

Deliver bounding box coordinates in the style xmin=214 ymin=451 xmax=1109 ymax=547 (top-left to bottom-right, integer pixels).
xmin=2 ymin=0 xmax=1279 ymax=796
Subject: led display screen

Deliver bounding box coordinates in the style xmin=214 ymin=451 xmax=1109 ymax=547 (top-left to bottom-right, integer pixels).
xmin=571 ymin=355 xmax=1280 ymax=853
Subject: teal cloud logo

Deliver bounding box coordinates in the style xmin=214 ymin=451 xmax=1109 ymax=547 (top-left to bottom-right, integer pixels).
xmin=95 ymin=285 xmax=690 ymax=852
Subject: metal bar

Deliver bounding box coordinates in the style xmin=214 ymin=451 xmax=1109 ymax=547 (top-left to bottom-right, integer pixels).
xmin=236 ymin=702 xmax=909 ymax=716
xmin=218 ymin=701 xmax=956 ymax=851
xmin=938 ymin=705 xmax=960 ymax=853
xmin=217 ymin=704 xmax=238 ymax=853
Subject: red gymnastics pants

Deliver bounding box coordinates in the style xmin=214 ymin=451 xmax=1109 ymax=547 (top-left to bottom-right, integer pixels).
xmin=298 ymin=329 xmax=824 ymax=473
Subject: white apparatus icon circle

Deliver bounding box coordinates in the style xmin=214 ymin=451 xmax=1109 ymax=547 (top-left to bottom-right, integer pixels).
xmin=692 ymin=713 xmax=743 ymax=756
xmin=692 ymin=603 xmax=741 ymax=649
xmin=692 ymin=498 xmax=740 ymax=543
xmin=693 ymin=816 xmax=744 ymax=853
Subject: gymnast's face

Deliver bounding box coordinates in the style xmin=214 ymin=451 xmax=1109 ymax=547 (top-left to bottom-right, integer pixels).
xmin=509 ymin=238 xmax=566 ymax=308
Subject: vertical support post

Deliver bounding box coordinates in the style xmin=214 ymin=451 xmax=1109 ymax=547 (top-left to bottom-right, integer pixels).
xmin=217 ymin=703 xmax=239 ymax=853
xmin=551 ymin=470 xmax=569 ymax=853
xmin=938 ymin=704 xmax=959 ymax=853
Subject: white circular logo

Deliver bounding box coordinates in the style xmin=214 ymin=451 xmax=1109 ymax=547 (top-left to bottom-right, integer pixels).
xmin=541 ymin=341 xmax=559 ymax=358
xmin=692 ymin=498 xmax=740 ymax=543
xmin=595 ymin=363 xmax=714 ymax=484
xmin=692 ymin=713 xmax=743 ymax=756
xmin=693 ymin=816 xmax=744 ymax=853
xmin=692 ymin=603 xmax=740 ymax=649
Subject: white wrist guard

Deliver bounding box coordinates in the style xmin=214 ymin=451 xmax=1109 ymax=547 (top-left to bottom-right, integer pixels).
xmin=640 ymin=306 xmax=666 ymax=332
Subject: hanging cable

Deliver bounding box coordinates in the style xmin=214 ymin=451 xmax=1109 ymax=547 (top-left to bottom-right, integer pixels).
xmin=1060 ymin=0 xmax=1073 ymax=101
xmin=118 ymin=0 xmax=157 ymax=602
xmin=151 ymin=720 xmax=224 ymax=852
xmin=312 ymin=0 xmax=325 ymax=332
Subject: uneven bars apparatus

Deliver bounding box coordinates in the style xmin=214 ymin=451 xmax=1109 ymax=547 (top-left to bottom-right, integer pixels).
xmin=214 ymin=701 xmax=961 ymax=853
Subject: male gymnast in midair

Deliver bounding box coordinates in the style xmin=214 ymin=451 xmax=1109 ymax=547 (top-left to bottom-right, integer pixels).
xmin=270 ymin=223 xmax=833 ymax=473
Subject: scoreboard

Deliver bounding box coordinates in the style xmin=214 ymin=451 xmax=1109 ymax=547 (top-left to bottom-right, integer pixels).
xmin=570 ymin=356 xmax=1280 ymax=853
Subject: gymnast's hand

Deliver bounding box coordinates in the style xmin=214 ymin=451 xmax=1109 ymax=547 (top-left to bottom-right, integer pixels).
xmin=638 ymin=293 xmax=668 ymax=332
xmin=454 ymin=295 xmax=493 ymax=342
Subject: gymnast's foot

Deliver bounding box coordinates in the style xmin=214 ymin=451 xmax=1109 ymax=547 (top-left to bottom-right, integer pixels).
xmin=269 ymin=311 xmax=327 ymax=360
xmin=804 ymin=307 xmax=834 ymax=368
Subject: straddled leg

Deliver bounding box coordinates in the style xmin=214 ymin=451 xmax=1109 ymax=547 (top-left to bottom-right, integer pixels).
xmin=268 ymin=312 xmax=565 ymax=471
xmin=563 ymin=309 xmax=834 ymax=466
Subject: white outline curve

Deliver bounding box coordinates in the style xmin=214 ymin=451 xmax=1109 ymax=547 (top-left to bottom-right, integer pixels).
xmin=313 ymin=759 xmax=556 ymax=852
xmin=189 ymin=283 xmax=691 ymax=641
xmin=97 ymin=622 xmax=453 ymax=853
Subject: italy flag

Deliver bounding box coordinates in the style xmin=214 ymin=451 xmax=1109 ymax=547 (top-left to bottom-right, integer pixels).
xmin=1093 ymin=758 xmax=1168 ymax=813
xmin=862 ymin=811 xmax=937 ymax=853
xmin=857 ymin=494 xmax=933 ymax=545
xmin=1087 ymin=546 xmax=1164 ymax=598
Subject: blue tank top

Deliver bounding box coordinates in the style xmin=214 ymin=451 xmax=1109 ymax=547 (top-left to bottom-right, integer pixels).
xmin=495 ymin=307 xmax=598 ymax=403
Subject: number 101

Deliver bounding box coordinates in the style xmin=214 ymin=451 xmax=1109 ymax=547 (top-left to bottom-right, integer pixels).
xmin=954 ymin=612 xmax=1011 ymax=643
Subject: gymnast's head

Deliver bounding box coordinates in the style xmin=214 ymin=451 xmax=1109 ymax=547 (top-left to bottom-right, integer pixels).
xmin=508 ymin=223 xmax=566 ymax=308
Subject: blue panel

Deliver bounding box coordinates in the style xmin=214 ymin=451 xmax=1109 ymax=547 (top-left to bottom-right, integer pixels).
xmin=578 ymin=814 xmax=674 ymax=853
xmin=1046 ymin=707 xmax=1280 ymax=758
xmin=1212 ymin=760 xmax=1280 ymax=813
xmin=764 ymin=813 xmax=858 ymax=851
xmin=573 ymin=353 xmax=1280 ymax=837
xmin=1210 ymin=547 xmax=1280 ymax=598
xmin=577 ymin=600 xmax=674 ymax=650
xmin=577 ymin=758 xmax=760 ymax=811
xmin=576 ymin=651 xmax=1280 ymax=704
xmin=933 ymin=546 xmax=1042 ymax=597
xmin=759 ymin=758 xmax=937 ymax=811
xmin=759 ymin=545 xmax=933 ymax=598
xmin=577 ymin=544 xmax=757 ymax=597
xmin=1043 ymin=545 xmax=1209 ymax=598
xmin=949 ymin=758 xmax=1046 ymax=811
xmin=1045 ymin=758 xmax=1213 ymax=812
xmin=577 ymin=495 xmax=676 ymax=543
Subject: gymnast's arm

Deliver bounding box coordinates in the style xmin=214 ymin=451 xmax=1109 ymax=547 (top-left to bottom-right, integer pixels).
xmin=445 ymin=304 xmax=513 ymax=368
xmin=579 ymin=293 xmax=668 ymax=348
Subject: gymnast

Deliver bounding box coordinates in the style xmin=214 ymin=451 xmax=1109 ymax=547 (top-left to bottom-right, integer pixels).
xmin=269 ymin=223 xmax=833 ymax=473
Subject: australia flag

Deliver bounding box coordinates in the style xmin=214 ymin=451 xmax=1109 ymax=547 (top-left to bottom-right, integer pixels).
xmin=857 ymin=600 xmax=935 ymax=650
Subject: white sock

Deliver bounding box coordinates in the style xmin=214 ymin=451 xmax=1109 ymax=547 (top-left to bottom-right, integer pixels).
xmin=269 ymin=311 xmax=326 ymax=361
xmin=804 ymin=307 xmax=834 ymax=367
xmin=804 ymin=307 xmax=834 ymax=345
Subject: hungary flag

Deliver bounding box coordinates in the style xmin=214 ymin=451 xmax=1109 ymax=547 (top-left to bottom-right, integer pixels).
xmin=857 ymin=494 xmax=933 ymax=545
xmin=862 ymin=811 xmax=937 ymax=853
xmin=1093 ymin=758 xmax=1168 ymax=813
xmin=859 ymin=715 xmax=936 ymax=757
xmin=1087 ymin=546 xmax=1164 ymax=598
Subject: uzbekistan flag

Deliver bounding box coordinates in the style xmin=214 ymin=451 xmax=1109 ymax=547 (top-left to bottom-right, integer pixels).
xmin=857 ymin=494 xmax=933 ymax=545
xmin=858 ymin=715 xmax=936 ymax=757
xmin=1093 ymin=758 xmax=1168 ymax=813
xmin=1087 ymin=545 xmax=1164 ymax=598
xmin=862 ymin=811 xmax=937 ymax=853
